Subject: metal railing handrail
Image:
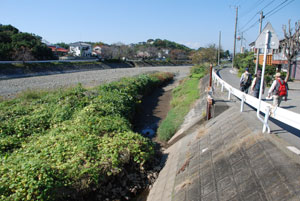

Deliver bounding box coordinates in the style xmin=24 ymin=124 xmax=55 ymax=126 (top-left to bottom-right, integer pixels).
xmin=212 ymin=69 xmax=300 ymax=133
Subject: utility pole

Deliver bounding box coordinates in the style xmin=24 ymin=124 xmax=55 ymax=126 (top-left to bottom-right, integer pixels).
xmin=218 ymin=31 xmax=221 ymax=66
xmin=232 ymin=6 xmax=238 ymax=69
xmin=255 ymin=11 xmax=264 ymax=74
xmin=240 ymin=32 xmax=243 ymax=53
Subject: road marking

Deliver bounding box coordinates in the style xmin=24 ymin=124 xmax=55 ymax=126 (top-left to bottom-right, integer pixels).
xmin=287 ymin=146 xmax=300 ymax=155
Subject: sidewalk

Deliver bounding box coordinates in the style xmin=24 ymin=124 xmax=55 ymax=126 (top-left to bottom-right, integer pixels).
xmin=218 ymin=66 xmax=300 ymax=114
xmin=147 ymin=79 xmax=300 ymax=201
xmin=218 ymin=66 xmax=300 ymax=149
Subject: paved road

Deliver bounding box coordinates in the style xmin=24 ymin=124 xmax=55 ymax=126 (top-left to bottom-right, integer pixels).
xmin=0 ymin=66 xmax=191 ymax=99
xmin=218 ymin=65 xmax=300 ymax=114
xmin=148 ymin=87 xmax=300 ymax=201
xmin=218 ymin=65 xmax=300 ymax=149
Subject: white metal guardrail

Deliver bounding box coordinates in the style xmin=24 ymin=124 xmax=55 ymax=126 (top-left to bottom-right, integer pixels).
xmin=212 ymin=69 xmax=300 ymax=133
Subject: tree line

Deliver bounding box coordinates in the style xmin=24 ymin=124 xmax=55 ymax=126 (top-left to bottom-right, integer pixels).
xmin=0 ymin=24 xmax=55 ymax=61
xmin=0 ymin=24 xmax=232 ymax=63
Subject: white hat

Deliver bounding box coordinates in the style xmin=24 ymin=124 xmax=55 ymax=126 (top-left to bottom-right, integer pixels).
xmin=275 ymin=72 xmax=281 ymax=77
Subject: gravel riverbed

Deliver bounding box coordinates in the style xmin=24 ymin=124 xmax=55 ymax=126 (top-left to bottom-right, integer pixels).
xmin=0 ymin=66 xmax=192 ymax=98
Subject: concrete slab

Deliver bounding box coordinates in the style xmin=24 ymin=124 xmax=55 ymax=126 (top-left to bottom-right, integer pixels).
xmin=147 ymin=79 xmax=300 ymax=201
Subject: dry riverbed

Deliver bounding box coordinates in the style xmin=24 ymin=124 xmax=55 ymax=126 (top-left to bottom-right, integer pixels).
xmin=0 ymin=66 xmax=191 ymax=99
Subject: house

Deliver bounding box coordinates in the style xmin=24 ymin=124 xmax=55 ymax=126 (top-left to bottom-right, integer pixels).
xmin=249 ymin=41 xmax=273 ymax=66
xmin=249 ymin=25 xmax=300 ymax=80
xmin=249 ymin=40 xmax=300 ymax=80
xmin=69 ymin=42 xmax=92 ymax=57
xmin=48 ymin=45 xmax=68 ymax=56
xmin=92 ymin=45 xmax=102 ymax=57
xmin=137 ymin=51 xmax=150 ymax=58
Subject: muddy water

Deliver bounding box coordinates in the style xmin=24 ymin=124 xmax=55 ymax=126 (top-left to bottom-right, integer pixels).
xmin=133 ymin=82 xmax=173 ymax=139
xmin=132 ymin=81 xmax=178 ymax=201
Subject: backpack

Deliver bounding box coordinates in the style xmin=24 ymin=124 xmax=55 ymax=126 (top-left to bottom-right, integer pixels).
xmin=254 ymin=78 xmax=261 ymax=91
xmin=245 ymin=74 xmax=252 ymax=87
xmin=277 ymin=79 xmax=287 ymax=96
xmin=242 ymin=73 xmax=251 ymax=87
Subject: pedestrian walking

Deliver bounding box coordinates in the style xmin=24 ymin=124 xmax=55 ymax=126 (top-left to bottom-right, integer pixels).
xmin=267 ymin=72 xmax=288 ymax=107
xmin=250 ymin=70 xmax=265 ymax=98
xmin=240 ymin=67 xmax=252 ymax=94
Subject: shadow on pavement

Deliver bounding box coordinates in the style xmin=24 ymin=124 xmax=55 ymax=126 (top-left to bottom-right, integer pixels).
xmin=269 ymin=117 xmax=300 ymax=138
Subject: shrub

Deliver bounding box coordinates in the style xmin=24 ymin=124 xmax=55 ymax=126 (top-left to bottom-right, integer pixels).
xmin=0 ymin=72 xmax=173 ymax=200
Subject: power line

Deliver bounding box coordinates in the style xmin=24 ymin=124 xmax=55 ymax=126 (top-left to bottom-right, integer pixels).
xmin=240 ymin=19 xmax=260 ymax=33
xmin=264 ymin=0 xmax=295 ymax=19
xmin=239 ymin=13 xmax=259 ymax=31
xmin=238 ymin=0 xmax=274 ymax=33
xmin=264 ymin=0 xmax=288 ymax=16
xmin=239 ymin=0 xmax=295 ymax=33
xmin=261 ymin=0 xmax=277 ymax=11
xmin=239 ymin=0 xmax=265 ymax=18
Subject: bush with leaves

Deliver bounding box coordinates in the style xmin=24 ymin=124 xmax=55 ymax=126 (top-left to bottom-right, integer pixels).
xmin=0 ymin=72 xmax=174 ymax=200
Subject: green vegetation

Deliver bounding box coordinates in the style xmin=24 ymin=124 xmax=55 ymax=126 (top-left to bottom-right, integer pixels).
xmin=152 ymin=39 xmax=191 ymax=51
xmin=0 ymin=24 xmax=55 ymax=61
xmin=0 ymin=72 xmax=174 ymax=200
xmin=234 ymin=52 xmax=286 ymax=86
xmin=54 ymin=42 xmax=70 ymax=50
xmin=157 ymin=65 xmax=207 ymax=142
xmin=192 ymin=44 xmax=230 ymax=65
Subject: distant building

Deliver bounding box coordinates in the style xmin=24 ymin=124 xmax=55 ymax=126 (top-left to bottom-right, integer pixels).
xmin=69 ymin=42 xmax=92 ymax=57
xmin=249 ymin=39 xmax=300 ymax=80
xmin=48 ymin=45 xmax=68 ymax=56
xmin=137 ymin=51 xmax=150 ymax=58
xmin=92 ymin=45 xmax=102 ymax=56
xmin=249 ymin=41 xmax=273 ymax=66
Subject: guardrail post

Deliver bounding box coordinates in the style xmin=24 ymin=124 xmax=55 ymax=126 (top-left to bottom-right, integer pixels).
xmin=263 ymin=106 xmax=271 ymax=133
xmin=228 ymin=89 xmax=231 ymax=100
xmin=221 ymin=83 xmax=224 ymax=92
xmin=240 ymin=95 xmax=245 ymax=112
xmin=209 ymin=64 xmax=213 ymax=87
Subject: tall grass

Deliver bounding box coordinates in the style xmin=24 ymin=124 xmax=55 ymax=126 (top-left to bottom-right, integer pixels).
xmin=157 ymin=65 xmax=207 ymax=142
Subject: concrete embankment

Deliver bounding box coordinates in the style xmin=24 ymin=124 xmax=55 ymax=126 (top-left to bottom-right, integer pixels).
xmin=0 ymin=60 xmax=191 ymax=80
xmin=147 ymin=76 xmax=300 ymax=201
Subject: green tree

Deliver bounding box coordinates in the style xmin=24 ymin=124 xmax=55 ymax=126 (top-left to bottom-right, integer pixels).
xmin=0 ymin=24 xmax=55 ymax=61
xmin=233 ymin=52 xmax=255 ymax=73
xmin=55 ymin=42 xmax=69 ymax=49
xmin=192 ymin=44 xmax=218 ymax=64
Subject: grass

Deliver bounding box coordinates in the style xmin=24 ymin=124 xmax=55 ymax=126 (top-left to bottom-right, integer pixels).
xmin=157 ymin=65 xmax=207 ymax=142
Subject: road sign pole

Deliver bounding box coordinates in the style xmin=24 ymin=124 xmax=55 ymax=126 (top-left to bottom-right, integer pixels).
xmin=255 ymin=11 xmax=264 ymax=74
xmin=254 ymin=22 xmax=279 ymax=133
xmin=257 ymin=30 xmax=270 ymax=133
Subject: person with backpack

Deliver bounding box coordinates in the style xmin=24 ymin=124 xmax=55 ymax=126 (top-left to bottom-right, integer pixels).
xmin=240 ymin=67 xmax=252 ymax=94
xmin=267 ymin=72 xmax=288 ymax=107
xmin=250 ymin=70 xmax=265 ymax=98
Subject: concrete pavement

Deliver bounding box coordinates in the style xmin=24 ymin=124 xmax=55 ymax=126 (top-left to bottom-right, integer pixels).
xmin=147 ymin=75 xmax=300 ymax=201
xmin=217 ymin=65 xmax=300 ymax=114
xmin=217 ymin=65 xmax=300 ymax=150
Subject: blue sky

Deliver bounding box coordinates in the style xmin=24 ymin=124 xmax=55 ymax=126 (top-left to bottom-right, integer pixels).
xmin=1 ymin=0 xmax=299 ymax=51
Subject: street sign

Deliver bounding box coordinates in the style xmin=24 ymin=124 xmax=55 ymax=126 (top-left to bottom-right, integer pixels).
xmin=255 ymin=22 xmax=279 ymax=49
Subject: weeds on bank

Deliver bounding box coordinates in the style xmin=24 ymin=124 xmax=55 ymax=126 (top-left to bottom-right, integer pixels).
xmin=157 ymin=65 xmax=207 ymax=142
xmin=0 ymin=72 xmax=173 ymax=200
